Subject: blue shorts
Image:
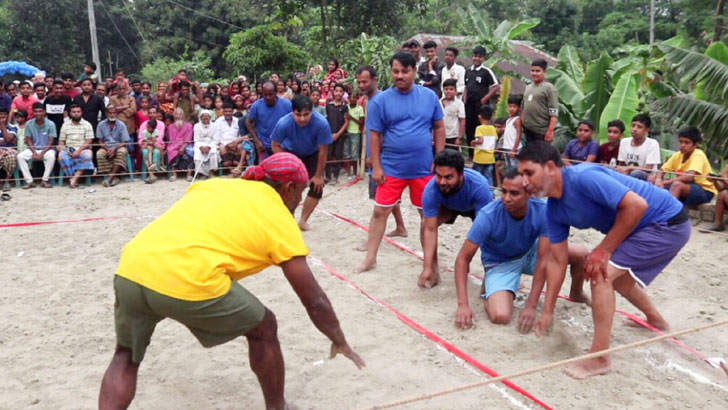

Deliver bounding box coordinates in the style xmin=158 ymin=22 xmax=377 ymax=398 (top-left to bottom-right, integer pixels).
xmin=683 ymin=182 xmax=714 ymax=206
xmin=481 ymin=240 xmax=539 ymax=299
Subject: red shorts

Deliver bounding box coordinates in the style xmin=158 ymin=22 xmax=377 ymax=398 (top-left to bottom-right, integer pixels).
xmin=374 ymin=175 xmax=433 ymax=208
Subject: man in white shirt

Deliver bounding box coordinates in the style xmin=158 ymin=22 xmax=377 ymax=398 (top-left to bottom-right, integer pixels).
xmin=214 ymin=102 xmax=244 ymax=171
xmin=441 ymin=47 xmax=466 ymax=96
xmin=617 ymin=114 xmax=661 ymax=180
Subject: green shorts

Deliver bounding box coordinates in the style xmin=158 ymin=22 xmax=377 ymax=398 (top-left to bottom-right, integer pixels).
xmin=113 ymin=275 xmax=266 ymax=364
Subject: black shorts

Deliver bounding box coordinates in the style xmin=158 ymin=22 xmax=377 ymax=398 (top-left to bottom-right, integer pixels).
xmin=523 ymin=127 xmax=545 ymax=143
xmin=299 ymin=152 xmax=323 ymax=199
xmin=445 ymin=137 xmax=460 ymax=149
xmin=443 ymin=208 xmax=477 ymax=224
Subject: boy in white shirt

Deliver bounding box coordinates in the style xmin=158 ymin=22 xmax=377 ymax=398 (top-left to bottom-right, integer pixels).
xmin=440 ymin=79 xmax=465 ymax=150
xmin=617 ymin=113 xmax=661 ymax=180
xmin=504 ymin=95 xmax=523 ymax=167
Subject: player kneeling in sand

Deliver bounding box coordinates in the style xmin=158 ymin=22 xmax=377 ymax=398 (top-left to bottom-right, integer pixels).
xmin=99 ymin=153 xmax=364 ymax=410
xmin=454 ymin=166 xmax=590 ymax=330
xmin=517 ymin=141 xmax=689 ymax=379
xmin=419 ymin=149 xmax=493 ymax=288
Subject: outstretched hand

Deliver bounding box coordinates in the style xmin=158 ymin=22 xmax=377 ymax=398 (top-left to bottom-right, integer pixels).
xmin=330 ymin=343 xmax=366 ymax=370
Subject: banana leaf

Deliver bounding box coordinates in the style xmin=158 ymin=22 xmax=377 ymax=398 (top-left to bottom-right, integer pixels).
xmin=695 ymin=41 xmax=728 ymax=101
xmin=599 ymin=74 xmax=639 ymax=141
xmin=659 ymin=42 xmax=728 ymax=101
xmin=548 ymin=68 xmax=584 ymax=116
xmin=506 ymin=18 xmax=541 ymax=40
xmin=582 ymin=52 xmax=613 ymax=127
xmin=557 ymin=45 xmax=584 ymax=85
xmin=494 ymin=75 xmax=511 ymax=119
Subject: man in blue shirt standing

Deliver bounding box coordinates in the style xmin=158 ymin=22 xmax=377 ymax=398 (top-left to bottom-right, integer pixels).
xmin=419 ymin=149 xmax=493 ymax=288
xmin=453 ymin=166 xmax=589 ymax=330
xmin=356 ymin=51 xmax=446 ymax=273
xmin=517 ymin=141 xmax=690 ymax=379
xmin=272 ymin=95 xmax=332 ymax=231
xmin=247 ymin=81 xmax=292 ymax=162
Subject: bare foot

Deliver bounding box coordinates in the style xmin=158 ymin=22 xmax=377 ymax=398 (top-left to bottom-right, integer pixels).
xmin=354 ymin=258 xmax=377 ymax=273
xmin=386 ymin=228 xmax=408 ymax=238
xmin=563 ymin=356 xmax=611 ymax=379
xmin=298 ymin=221 xmax=312 ymax=231
xmin=354 ymin=240 xmax=368 ymax=252
xmin=624 ymin=315 xmax=670 ymax=331
xmin=569 ymin=290 xmax=592 ymax=306
xmin=418 ymin=271 xmax=441 ymax=289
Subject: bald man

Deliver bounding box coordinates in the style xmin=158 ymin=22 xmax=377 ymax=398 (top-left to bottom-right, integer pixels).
xmin=246 ymin=81 xmax=292 ymax=162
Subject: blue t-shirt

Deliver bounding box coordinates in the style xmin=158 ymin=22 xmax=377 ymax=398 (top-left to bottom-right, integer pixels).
xmin=564 ymin=139 xmax=599 ymax=162
xmin=248 ymin=97 xmax=292 ymax=148
xmin=422 ymin=168 xmax=493 ymax=218
xmin=547 ymin=163 xmax=685 ymax=243
xmin=271 ymin=112 xmax=332 ymax=157
xmin=467 ymin=198 xmax=549 ymax=266
xmin=365 ymin=85 xmax=443 ymax=179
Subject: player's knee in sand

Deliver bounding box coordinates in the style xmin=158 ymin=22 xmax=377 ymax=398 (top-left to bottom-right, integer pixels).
xmin=485 ymin=291 xmax=515 ymax=325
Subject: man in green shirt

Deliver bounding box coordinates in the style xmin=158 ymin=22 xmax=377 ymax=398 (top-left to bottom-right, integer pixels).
xmin=521 ymin=59 xmax=558 ymax=143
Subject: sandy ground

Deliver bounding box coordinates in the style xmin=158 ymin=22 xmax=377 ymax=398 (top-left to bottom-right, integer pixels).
xmin=1 ymin=176 xmax=727 ymax=410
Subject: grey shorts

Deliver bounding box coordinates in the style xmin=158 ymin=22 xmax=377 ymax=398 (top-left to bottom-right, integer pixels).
xmin=113 ymin=275 xmax=265 ymax=363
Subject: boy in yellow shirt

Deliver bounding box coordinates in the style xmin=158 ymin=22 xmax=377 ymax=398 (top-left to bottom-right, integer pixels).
xmin=471 ymin=105 xmax=497 ymax=187
xmin=654 ymin=126 xmax=717 ymax=206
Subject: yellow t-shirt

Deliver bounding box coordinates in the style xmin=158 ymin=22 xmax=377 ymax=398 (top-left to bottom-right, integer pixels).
xmin=474 ymin=124 xmax=497 ymax=164
xmin=662 ymin=148 xmax=717 ymax=195
xmin=116 ymin=179 xmax=309 ymax=301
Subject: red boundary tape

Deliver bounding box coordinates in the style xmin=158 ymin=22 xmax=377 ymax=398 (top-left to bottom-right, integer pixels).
xmin=312 ymin=256 xmax=554 ymax=410
xmin=320 ymin=208 xmax=713 ymax=366
xmin=0 ymin=215 xmax=149 ymax=229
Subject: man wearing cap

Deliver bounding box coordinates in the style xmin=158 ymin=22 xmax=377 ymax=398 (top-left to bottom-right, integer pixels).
xmin=271 ymin=95 xmax=332 ymax=231
xmin=100 ymin=152 xmax=364 ymax=410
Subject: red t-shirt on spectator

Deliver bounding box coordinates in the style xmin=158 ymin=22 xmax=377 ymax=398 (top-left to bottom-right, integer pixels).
xmin=11 ymin=95 xmax=39 ymax=119
xmin=598 ymin=141 xmax=620 ymax=164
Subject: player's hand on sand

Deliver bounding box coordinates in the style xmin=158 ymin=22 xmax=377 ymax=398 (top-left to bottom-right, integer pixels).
xmin=585 ymin=247 xmax=611 ymax=285
xmin=417 ymin=267 xmax=440 ymax=289
xmin=534 ymin=312 xmax=553 ymax=337
xmin=372 ymin=166 xmax=385 ymax=185
xmin=517 ymin=305 xmax=537 ymax=334
xmin=330 ymin=343 xmax=365 ymax=370
xmin=455 ymin=304 xmax=474 ymax=329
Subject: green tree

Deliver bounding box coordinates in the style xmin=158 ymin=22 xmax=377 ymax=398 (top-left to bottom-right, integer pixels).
xmin=223 ymin=25 xmax=308 ymax=79
xmin=140 ymin=49 xmax=215 ymax=89
xmin=654 ymin=41 xmax=728 ymax=159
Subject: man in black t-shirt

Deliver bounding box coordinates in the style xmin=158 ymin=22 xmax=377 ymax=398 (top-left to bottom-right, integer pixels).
xmin=44 ymin=80 xmax=73 ymax=135
xmin=417 ymin=41 xmax=446 ymax=98
xmin=73 ymin=78 xmax=106 ymax=131
xmin=463 ymin=46 xmax=499 ymax=154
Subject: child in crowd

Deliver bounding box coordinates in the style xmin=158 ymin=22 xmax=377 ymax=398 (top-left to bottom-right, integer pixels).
xmin=504 ymin=95 xmax=523 ymax=166
xmin=562 ymin=119 xmax=599 ymax=165
xmin=440 ymin=78 xmax=465 ymax=150
xmin=310 ymin=89 xmax=326 ymax=117
xmin=655 ymin=126 xmax=717 ymax=207
xmin=344 ymin=89 xmax=364 ymax=179
xmin=214 ymin=95 xmax=224 ymax=119
xmin=493 ymin=117 xmax=507 ymax=188
xmin=617 ymin=113 xmax=661 ymax=180
xmin=141 ymin=119 xmax=163 ymax=183
xmin=325 ymin=83 xmax=348 ymax=184
xmin=471 ymin=105 xmax=497 ymax=187
xmin=599 ymin=119 xmax=624 ymax=166
xmin=704 ymin=165 xmax=728 ymax=232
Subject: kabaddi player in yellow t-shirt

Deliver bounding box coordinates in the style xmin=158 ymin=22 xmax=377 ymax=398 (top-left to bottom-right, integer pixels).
xmin=654 ymin=126 xmax=717 ymax=206
xmin=99 ymin=153 xmax=364 ymax=410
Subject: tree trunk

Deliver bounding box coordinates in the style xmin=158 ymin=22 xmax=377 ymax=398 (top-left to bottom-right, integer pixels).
xmin=320 ymin=0 xmax=328 ymax=53
xmin=715 ymin=0 xmax=726 ymax=43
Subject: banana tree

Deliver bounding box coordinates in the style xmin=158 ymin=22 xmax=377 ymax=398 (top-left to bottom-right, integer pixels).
xmin=456 ymin=2 xmax=540 ymax=70
xmin=654 ymin=41 xmax=728 ymax=159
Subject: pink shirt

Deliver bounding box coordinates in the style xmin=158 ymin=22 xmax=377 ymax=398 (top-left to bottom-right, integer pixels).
xmin=138 ymin=120 xmax=166 ymax=149
xmin=11 ymin=95 xmax=40 ymax=119
xmin=166 ymin=122 xmax=193 ymax=162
